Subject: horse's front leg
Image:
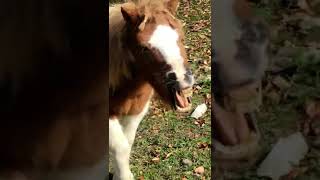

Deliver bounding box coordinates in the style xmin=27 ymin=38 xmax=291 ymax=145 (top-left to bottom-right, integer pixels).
xmin=109 ymin=118 xmax=134 ymax=180
xmin=122 ymin=100 xmax=151 ymax=151
xmin=109 ymin=100 xmax=151 ymax=180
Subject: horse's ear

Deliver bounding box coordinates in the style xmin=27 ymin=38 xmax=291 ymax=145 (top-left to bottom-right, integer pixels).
xmin=121 ymin=3 xmax=140 ymax=26
xmin=164 ymin=0 xmax=179 ymax=14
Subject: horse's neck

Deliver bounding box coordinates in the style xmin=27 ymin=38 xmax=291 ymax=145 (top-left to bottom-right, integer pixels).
xmin=109 ymin=45 xmax=151 ymax=103
xmin=109 ymin=27 xmax=153 ymax=116
xmin=110 ymin=68 xmax=150 ymax=97
xmin=110 ymin=77 xmax=153 ymax=116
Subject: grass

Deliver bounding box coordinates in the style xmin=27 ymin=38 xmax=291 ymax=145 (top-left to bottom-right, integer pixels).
xmin=109 ymin=0 xmax=212 ymax=179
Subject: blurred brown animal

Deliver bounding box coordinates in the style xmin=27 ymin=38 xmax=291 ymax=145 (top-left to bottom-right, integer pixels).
xmin=0 ymin=0 xmax=107 ymax=179
xmin=213 ymin=0 xmax=269 ymax=169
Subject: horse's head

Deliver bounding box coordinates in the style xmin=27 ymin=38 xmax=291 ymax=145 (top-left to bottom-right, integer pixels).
xmin=120 ymin=0 xmax=194 ymax=112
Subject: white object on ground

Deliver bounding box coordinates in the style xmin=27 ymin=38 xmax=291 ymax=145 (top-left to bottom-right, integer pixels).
xmin=191 ymin=103 xmax=207 ymax=119
xmin=257 ymin=132 xmax=309 ymax=180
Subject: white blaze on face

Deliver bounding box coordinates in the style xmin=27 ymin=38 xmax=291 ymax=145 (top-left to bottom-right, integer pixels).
xmin=148 ymin=25 xmax=192 ymax=89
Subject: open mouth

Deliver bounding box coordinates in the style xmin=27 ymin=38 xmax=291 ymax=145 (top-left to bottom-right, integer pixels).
xmin=173 ymin=87 xmax=193 ymax=113
xmin=213 ymin=102 xmax=261 ymax=170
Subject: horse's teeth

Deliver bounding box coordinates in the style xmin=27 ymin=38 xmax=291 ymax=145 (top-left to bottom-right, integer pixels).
xmin=181 ymin=88 xmax=193 ymax=97
xmin=184 ymin=91 xmax=192 ymax=97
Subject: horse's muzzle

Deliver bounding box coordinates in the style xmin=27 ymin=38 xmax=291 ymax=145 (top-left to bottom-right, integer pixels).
xmin=166 ymin=69 xmax=194 ymax=113
xmin=166 ymin=68 xmax=194 ymax=89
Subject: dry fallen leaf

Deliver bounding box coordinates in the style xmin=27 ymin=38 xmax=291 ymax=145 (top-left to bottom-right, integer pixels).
xmin=298 ymin=0 xmax=315 ymax=15
xmin=311 ymin=120 xmax=320 ymax=135
xmin=305 ymin=100 xmax=320 ymax=118
xmin=151 ymin=157 xmax=160 ymax=163
xmin=197 ymin=142 xmax=209 ymax=149
xmin=284 ymin=166 xmax=308 ymax=180
xmin=266 ymin=90 xmax=281 ymax=104
xmin=165 ymin=152 xmax=173 ymax=159
xmin=182 ymin=159 xmax=193 ymax=166
xmin=138 ymin=176 xmax=145 ymax=180
xmin=272 ymin=76 xmax=291 ymax=90
xmin=194 ymin=166 xmax=205 ymax=174
xmin=194 ymin=133 xmax=201 ymax=138
xmin=195 ymin=85 xmax=202 ymax=90
xmin=181 ymin=176 xmax=187 ymax=180
xmin=302 ymin=100 xmax=320 ymax=136
xmin=302 ymin=118 xmax=311 ymax=136
xmin=151 ymin=126 xmax=160 ymax=133
xmin=194 ymin=119 xmax=206 ymax=127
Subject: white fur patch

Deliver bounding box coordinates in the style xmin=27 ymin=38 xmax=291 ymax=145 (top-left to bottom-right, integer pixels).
xmin=109 ymin=92 xmax=153 ymax=180
xmin=148 ymin=25 xmax=182 ymax=64
xmin=109 ymin=118 xmax=132 ymax=179
xmin=121 ymin=97 xmax=151 ymax=147
xmin=148 ymin=25 xmax=190 ymax=88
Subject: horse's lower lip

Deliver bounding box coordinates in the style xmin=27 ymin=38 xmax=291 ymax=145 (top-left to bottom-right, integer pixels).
xmin=173 ymin=87 xmax=193 ymax=113
xmin=175 ymin=104 xmax=192 ymax=113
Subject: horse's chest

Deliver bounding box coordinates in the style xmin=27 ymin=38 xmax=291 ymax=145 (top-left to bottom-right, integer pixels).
xmin=110 ymin=83 xmax=154 ymax=116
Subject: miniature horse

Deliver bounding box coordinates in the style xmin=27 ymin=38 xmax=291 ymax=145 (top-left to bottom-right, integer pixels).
xmin=109 ymin=0 xmax=194 ymax=179
xmin=0 ymin=0 xmax=107 ymax=179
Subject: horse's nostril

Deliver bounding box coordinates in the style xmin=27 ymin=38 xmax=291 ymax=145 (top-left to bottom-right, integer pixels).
xmin=184 ymin=73 xmax=194 ymax=85
xmin=186 ymin=68 xmax=192 ymax=75
xmin=167 ymin=72 xmax=177 ymax=81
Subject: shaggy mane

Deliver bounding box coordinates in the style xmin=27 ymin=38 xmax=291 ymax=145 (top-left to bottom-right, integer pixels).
xmin=109 ymin=4 xmax=133 ymax=91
